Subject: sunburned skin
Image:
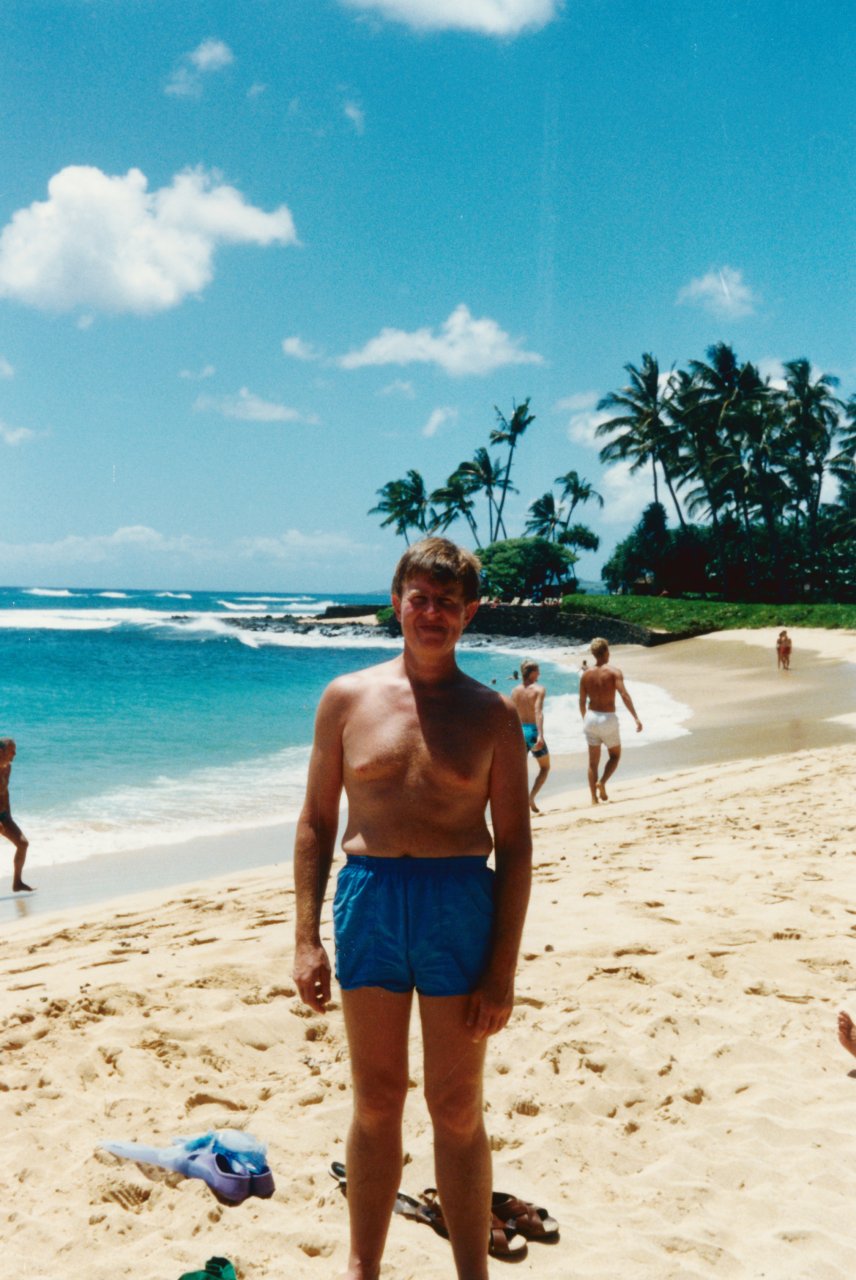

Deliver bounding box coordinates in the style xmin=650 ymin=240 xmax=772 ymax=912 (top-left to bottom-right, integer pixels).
xmin=292 ymin=552 xmax=533 ymax=1280
xmin=339 ymin=661 xmax=503 ymax=859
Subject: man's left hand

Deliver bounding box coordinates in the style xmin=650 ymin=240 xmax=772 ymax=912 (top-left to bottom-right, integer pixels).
xmin=466 ymin=976 xmax=514 ymax=1041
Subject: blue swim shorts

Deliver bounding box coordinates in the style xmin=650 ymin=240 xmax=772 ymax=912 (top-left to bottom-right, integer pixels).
xmin=333 ymin=854 xmax=495 ymax=997
xmin=522 ymin=723 xmax=549 ymax=758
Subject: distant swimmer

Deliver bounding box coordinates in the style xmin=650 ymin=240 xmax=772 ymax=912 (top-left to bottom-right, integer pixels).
xmin=838 ymin=1011 xmax=856 ymax=1060
xmin=510 ymin=660 xmax=551 ymax=814
xmin=579 ymin=638 xmax=642 ymax=805
xmin=0 ymin=738 xmax=33 ymax=892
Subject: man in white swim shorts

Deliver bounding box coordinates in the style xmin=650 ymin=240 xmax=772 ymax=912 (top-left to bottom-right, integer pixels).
xmin=579 ymin=637 xmax=642 ymax=804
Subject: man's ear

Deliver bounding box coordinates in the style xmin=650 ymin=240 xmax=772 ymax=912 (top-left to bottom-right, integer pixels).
xmin=392 ymin=594 xmax=402 ymax=620
xmin=462 ymin=600 xmax=479 ymax=629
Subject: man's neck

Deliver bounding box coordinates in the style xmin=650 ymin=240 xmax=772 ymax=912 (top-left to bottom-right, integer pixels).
xmin=401 ymin=648 xmax=461 ymax=687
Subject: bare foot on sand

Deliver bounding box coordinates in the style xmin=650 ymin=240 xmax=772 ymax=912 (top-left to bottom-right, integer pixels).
xmin=838 ymin=1011 xmax=856 ymax=1059
xmin=596 ymin=782 xmax=608 ymax=802
xmin=530 ymin=800 xmax=541 ymax=814
xmin=12 ymin=879 xmax=33 ymax=892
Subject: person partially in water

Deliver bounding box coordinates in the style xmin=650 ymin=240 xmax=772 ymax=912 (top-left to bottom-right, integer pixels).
xmin=0 ymin=739 xmax=33 ymax=892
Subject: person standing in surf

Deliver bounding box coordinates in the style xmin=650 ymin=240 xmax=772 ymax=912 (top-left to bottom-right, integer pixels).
xmin=0 ymin=739 xmax=33 ymax=892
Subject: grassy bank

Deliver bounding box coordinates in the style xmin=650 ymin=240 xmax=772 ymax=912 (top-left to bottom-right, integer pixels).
xmin=560 ymin=596 xmax=856 ymax=635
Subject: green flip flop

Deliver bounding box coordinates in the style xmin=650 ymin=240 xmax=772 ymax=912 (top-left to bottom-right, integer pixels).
xmin=178 ymin=1258 xmax=237 ymax=1280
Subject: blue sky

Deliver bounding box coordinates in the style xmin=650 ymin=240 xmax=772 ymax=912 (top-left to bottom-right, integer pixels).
xmin=0 ymin=0 xmax=852 ymax=591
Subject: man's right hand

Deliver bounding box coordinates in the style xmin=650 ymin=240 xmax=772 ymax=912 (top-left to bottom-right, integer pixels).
xmin=293 ymin=941 xmax=332 ymax=1012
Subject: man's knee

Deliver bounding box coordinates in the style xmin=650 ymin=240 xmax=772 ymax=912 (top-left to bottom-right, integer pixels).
xmin=425 ymin=1076 xmax=484 ymax=1140
xmin=353 ymin=1072 xmax=408 ymax=1126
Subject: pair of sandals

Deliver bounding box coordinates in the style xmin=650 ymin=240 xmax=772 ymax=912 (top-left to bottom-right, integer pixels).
xmin=329 ymin=1161 xmax=559 ymax=1261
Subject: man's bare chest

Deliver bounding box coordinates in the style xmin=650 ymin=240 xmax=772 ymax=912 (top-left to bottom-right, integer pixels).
xmin=342 ymin=700 xmax=489 ymax=790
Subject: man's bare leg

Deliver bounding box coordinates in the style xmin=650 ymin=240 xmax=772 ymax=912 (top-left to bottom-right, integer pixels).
xmin=420 ymin=993 xmax=491 ymax=1280
xmin=587 ymin=745 xmax=601 ymax=805
xmin=341 ymin=987 xmax=413 ymax=1280
xmin=2 ymin=820 xmax=32 ymax=892
xmin=529 ymin=754 xmax=550 ymax=814
xmin=838 ymin=1011 xmax=856 ymax=1060
xmin=597 ymin=747 xmax=621 ymax=801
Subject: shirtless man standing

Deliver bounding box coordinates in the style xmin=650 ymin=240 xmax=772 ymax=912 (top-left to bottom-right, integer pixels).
xmin=292 ymin=538 xmax=532 ymax=1280
xmin=510 ymin=660 xmax=550 ymax=814
xmin=0 ymin=738 xmax=32 ymax=892
xmin=579 ymin=637 xmax=642 ymax=804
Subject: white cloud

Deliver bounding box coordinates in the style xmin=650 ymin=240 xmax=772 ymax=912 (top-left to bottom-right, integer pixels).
xmin=555 ymin=390 xmax=598 ymax=413
xmin=564 ymin=405 xmax=611 ymax=448
xmin=237 ymin=530 xmax=368 ymax=562
xmin=339 ymin=0 xmax=560 ymax=35
xmin=0 ymin=355 xmax=13 ymax=378
xmin=0 ymin=166 xmax=297 ymax=314
xmin=757 ymin=357 xmax=787 ymax=390
xmin=0 ymin=525 xmax=370 ymax=577
xmin=189 ymin=38 xmax=234 ymax=72
xmin=378 ymin=379 xmax=416 ymax=398
xmin=598 ymin=461 xmax=656 ymax=524
xmin=282 ymin=335 xmax=321 ymax=362
xmin=194 ymin=387 xmax=304 ymax=423
xmin=179 ymin=363 xmax=217 ymax=381
xmin=344 ymin=101 xmax=366 ymax=134
xmin=0 ymin=525 xmax=205 ymax=566
xmin=0 ymin=420 xmax=35 ymax=445
xmin=340 ymin=303 xmax=543 ymax=377
xmin=422 ymin=406 xmax=458 ymax=438
xmin=676 ymin=266 xmax=759 ymax=319
xmin=248 ymin=82 xmax=267 ymax=99
xmin=166 ymin=38 xmax=234 ymax=96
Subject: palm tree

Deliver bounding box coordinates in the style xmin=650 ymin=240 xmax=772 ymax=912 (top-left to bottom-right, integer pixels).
xmin=368 ymin=469 xmax=435 ymax=544
xmin=490 ymin=398 xmax=535 ymax=539
xmin=687 ymin=344 xmax=788 ymax=595
xmin=778 ymin=358 xmax=841 ymax=592
xmin=554 ymin=470 xmax=604 ymax=533
xmin=596 ymin=354 xmax=687 ymax=528
xmin=558 ymin=522 xmax=600 ymax=584
xmin=430 ymin=470 xmax=480 ymax=544
xmin=524 ymin=492 xmax=563 ymax=542
xmin=456 ymin=447 xmax=508 ymax=543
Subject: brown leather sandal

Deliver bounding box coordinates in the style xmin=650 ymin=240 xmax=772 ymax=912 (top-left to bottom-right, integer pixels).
xmin=490 ymin=1191 xmax=560 ymax=1241
xmin=419 ymin=1188 xmax=528 ymax=1261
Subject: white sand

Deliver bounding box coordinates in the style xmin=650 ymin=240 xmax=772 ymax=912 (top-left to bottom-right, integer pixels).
xmin=2 ymin=625 xmax=855 ymax=1279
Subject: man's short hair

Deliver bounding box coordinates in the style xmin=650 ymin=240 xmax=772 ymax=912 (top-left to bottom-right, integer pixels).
xmin=590 ymin=636 xmax=609 ymax=657
xmin=520 ymin=659 xmax=539 ymax=680
xmin=391 ymin=538 xmax=481 ymax=604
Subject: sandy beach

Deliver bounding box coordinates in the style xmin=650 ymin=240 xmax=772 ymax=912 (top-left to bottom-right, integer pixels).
xmin=2 ymin=626 xmax=856 ymax=1279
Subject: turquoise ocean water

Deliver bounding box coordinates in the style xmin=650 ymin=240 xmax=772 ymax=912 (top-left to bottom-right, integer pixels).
xmin=0 ymin=585 xmax=691 ymax=879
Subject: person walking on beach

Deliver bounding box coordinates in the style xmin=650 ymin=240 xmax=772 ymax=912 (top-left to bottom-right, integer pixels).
xmin=579 ymin=637 xmax=642 ymax=804
xmin=777 ymin=630 xmax=793 ymax=670
xmin=510 ymin=660 xmax=551 ymax=814
xmin=292 ymin=538 xmax=532 ymax=1280
xmin=0 ymin=738 xmax=32 ymax=892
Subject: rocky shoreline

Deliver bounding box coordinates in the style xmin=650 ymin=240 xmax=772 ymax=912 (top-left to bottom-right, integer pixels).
xmin=220 ymin=603 xmax=691 ymax=648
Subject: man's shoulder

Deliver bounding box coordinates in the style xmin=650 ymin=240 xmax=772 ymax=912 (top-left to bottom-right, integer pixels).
xmin=320 ymin=659 xmax=399 ymax=706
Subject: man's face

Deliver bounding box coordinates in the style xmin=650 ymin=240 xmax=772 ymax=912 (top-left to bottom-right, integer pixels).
xmin=0 ymin=741 xmax=15 ymax=764
xmin=393 ymin=574 xmax=477 ymax=652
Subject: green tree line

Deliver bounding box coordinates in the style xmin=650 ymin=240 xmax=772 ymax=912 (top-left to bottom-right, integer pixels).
xmin=368 ymin=344 xmax=855 ymax=602
xmin=597 ymin=345 xmax=856 ymax=601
